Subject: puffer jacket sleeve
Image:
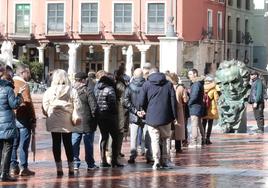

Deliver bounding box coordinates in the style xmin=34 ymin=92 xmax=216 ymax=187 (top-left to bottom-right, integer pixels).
xmin=123 ymin=86 xmax=137 ymax=114
xmin=7 ymin=87 xmax=23 ymax=109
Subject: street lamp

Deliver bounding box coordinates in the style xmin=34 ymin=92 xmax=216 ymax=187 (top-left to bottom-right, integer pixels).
xmin=22 ymin=45 xmax=27 ymax=53
xmin=89 ymin=45 xmax=94 ymax=54
xmin=55 ymin=45 xmax=61 ymax=53
xmin=122 ymin=46 xmax=127 ymax=55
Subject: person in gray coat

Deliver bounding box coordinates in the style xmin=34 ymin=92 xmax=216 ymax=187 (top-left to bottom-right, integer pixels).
xmin=72 ymin=72 xmax=98 ymax=171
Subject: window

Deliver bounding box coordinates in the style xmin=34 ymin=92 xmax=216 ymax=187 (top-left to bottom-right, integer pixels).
xmin=47 ymin=3 xmax=64 ymax=33
xmin=147 ymin=3 xmax=165 ymax=34
xmin=217 ymin=12 xmax=223 ymax=40
xmin=236 ymin=49 xmax=239 ymax=60
xmin=246 ymin=0 xmax=250 ymax=10
xmin=114 ymin=3 xmax=132 ymax=33
xmin=237 ymin=0 xmax=241 ymax=8
xmin=236 ymin=17 xmax=241 ymax=43
xmin=207 ymin=10 xmax=213 ymax=38
xmin=15 ymin=4 xmax=30 ymax=34
xmin=218 ymin=0 xmax=225 ymax=3
xmin=228 ymin=0 xmax=233 ymax=6
xmin=81 ymin=3 xmax=98 ymax=33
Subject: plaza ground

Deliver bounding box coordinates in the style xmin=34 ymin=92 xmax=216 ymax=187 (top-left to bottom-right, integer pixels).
xmin=1 ymin=94 xmax=268 ymax=188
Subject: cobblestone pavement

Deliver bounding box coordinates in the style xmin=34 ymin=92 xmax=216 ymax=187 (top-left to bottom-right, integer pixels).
xmin=1 ymin=94 xmax=268 ymax=188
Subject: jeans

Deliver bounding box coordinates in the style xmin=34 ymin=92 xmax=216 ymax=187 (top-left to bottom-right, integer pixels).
xmin=0 ymin=139 xmax=13 ymax=175
xmin=253 ymin=102 xmax=265 ymax=131
xmin=148 ymin=123 xmax=171 ymax=164
xmin=51 ymin=132 xmax=73 ymax=163
xmin=129 ymin=123 xmax=152 ymax=160
xmin=72 ymin=132 xmax=95 ymax=168
xmin=11 ymin=127 xmax=31 ymax=169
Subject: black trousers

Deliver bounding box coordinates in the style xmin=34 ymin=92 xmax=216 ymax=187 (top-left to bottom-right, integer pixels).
xmin=98 ymin=114 xmax=119 ymax=163
xmin=202 ymin=119 xmax=213 ymax=139
xmin=0 ymin=139 xmax=13 ymax=175
xmin=51 ymin=132 xmax=73 ymax=163
xmin=253 ymin=102 xmax=265 ymax=131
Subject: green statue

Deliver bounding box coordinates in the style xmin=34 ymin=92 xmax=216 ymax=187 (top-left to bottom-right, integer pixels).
xmin=215 ymin=60 xmax=250 ymax=133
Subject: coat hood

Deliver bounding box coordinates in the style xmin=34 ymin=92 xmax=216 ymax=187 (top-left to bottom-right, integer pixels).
xmin=50 ymin=85 xmax=72 ymax=100
xmin=73 ymin=82 xmax=87 ymax=95
xmin=130 ymin=77 xmax=145 ymax=91
xmin=192 ymin=76 xmax=205 ymax=83
xmin=97 ymin=76 xmax=114 ymax=90
xmin=0 ymin=79 xmax=14 ymax=89
xmin=204 ymin=82 xmax=216 ymax=92
xmin=148 ymin=73 xmax=167 ymax=86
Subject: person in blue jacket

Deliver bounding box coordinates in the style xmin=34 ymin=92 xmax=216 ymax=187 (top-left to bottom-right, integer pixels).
xmin=139 ymin=68 xmax=177 ymax=170
xmin=0 ymin=72 xmax=24 ymax=181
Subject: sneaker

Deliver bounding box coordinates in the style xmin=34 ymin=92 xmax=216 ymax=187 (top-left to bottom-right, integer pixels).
xmin=127 ymin=158 xmax=135 ymax=164
xmin=162 ymin=162 xmax=175 ymax=169
xmin=19 ymin=168 xmax=35 ymax=176
xmin=10 ymin=166 xmax=20 ymax=176
xmin=256 ymin=129 xmax=264 ymax=134
xmin=188 ymin=144 xmax=196 ymax=148
xmin=99 ymin=162 xmax=111 ymax=168
xmin=87 ymin=164 xmax=99 ymax=171
xmin=152 ymin=163 xmax=161 ymax=170
xmin=1 ymin=174 xmax=17 ymax=182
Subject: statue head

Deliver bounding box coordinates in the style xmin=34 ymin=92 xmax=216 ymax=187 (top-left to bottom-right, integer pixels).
xmin=216 ymin=60 xmax=249 ymax=101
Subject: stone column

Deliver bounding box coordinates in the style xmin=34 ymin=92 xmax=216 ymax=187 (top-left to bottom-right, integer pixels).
xmin=158 ymin=37 xmax=184 ymax=74
xmin=136 ymin=44 xmax=151 ymax=68
xmin=102 ymin=45 xmax=112 ymax=72
xmin=68 ymin=43 xmax=80 ymax=75
xmin=37 ymin=44 xmax=46 ymax=64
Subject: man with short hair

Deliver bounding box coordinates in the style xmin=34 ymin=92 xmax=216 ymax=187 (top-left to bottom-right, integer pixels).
xmin=249 ymin=71 xmax=265 ymax=133
xmin=139 ymin=68 xmax=177 ymax=169
xmin=188 ymin=69 xmax=206 ymax=147
xmin=11 ymin=64 xmax=36 ymax=176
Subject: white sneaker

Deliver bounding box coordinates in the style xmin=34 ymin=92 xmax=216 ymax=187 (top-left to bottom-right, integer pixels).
xmin=152 ymin=163 xmax=161 ymax=170
xmin=188 ymin=144 xmax=196 ymax=148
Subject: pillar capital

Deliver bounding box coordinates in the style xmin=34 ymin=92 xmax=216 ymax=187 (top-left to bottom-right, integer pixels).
xmin=136 ymin=44 xmax=151 ymax=52
xmin=102 ymin=44 xmax=112 ymax=50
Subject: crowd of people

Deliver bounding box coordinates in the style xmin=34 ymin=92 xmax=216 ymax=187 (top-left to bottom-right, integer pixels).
xmin=0 ymin=61 xmax=265 ymax=181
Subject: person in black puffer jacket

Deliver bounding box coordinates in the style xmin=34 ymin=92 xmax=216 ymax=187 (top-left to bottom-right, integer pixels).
xmin=94 ymin=73 xmax=123 ymax=168
xmin=124 ymin=68 xmax=152 ymax=164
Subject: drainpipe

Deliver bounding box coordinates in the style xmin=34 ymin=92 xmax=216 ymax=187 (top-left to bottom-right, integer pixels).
xmin=223 ymin=0 xmax=227 ymax=60
xmin=5 ymin=0 xmax=8 ymax=39
xmin=139 ymin=0 xmax=145 ymax=44
xmin=70 ymin=0 xmax=74 ymax=39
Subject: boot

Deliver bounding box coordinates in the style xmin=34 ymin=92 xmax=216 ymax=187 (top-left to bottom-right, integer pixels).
xmin=68 ymin=162 xmax=74 ymax=176
xmin=56 ymin=162 xmax=63 ymax=177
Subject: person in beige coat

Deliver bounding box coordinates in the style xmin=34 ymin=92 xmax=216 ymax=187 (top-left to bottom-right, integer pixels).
xmin=166 ymin=73 xmax=189 ymax=153
xmin=42 ymin=69 xmax=81 ymax=176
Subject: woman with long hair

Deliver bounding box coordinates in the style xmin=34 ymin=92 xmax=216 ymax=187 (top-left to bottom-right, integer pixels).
xmin=42 ymin=69 xmax=81 ymax=176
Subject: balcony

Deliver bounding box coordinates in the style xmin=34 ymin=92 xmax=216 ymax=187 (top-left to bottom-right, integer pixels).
xmin=236 ymin=30 xmax=241 ymax=43
xmin=228 ymin=29 xmax=233 ymax=43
